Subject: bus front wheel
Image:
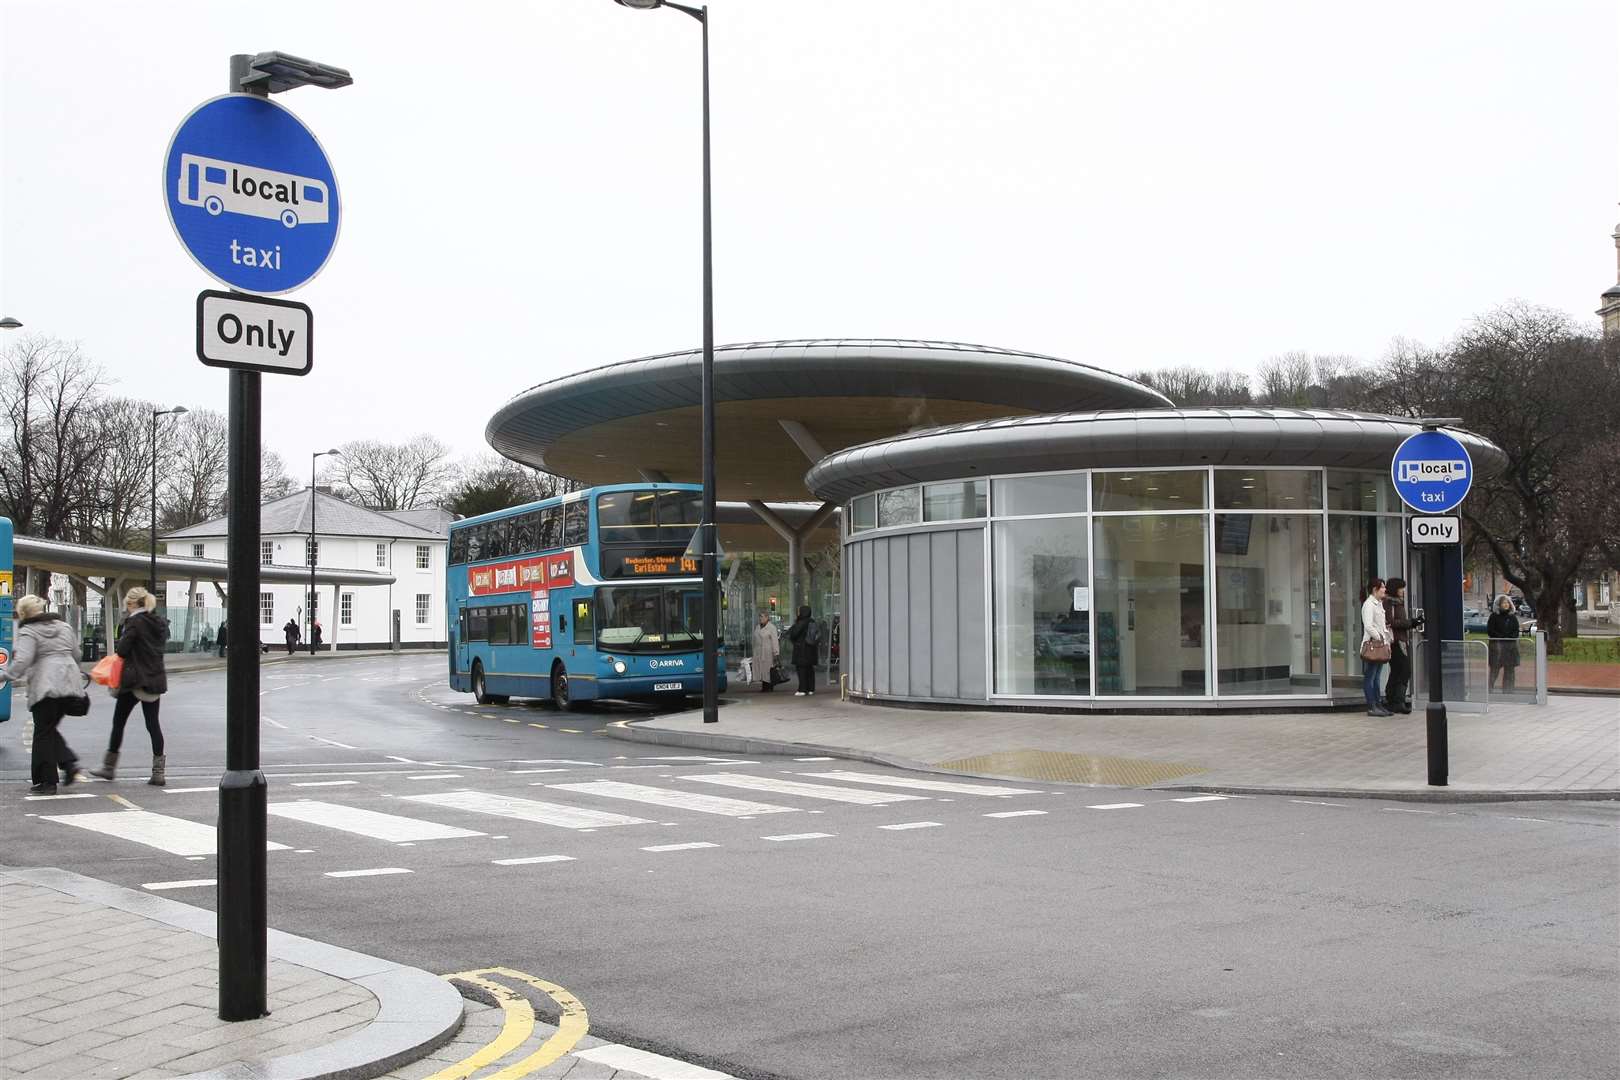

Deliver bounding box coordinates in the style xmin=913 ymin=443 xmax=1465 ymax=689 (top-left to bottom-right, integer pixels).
xmin=551 ymin=662 xmax=579 ymax=712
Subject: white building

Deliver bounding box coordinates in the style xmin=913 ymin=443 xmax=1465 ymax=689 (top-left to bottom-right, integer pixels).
xmin=161 ymin=490 xmax=452 ymax=650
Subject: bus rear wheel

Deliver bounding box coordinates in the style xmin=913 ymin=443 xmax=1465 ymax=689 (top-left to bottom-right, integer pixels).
xmin=471 ymin=662 xmax=507 ymax=706
xmin=551 ymin=662 xmax=579 ymax=712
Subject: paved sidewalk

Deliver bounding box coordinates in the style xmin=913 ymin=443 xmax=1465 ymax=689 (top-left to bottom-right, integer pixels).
xmin=0 ymin=867 xmax=460 ymax=1080
xmin=609 ymin=692 xmax=1620 ymax=801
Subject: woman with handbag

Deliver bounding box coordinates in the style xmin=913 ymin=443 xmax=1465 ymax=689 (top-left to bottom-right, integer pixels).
xmin=751 ymin=611 xmax=780 ymax=693
xmin=90 ymin=587 xmax=171 ymax=786
xmin=1360 ymin=577 xmax=1394 ymax=717
xmin=0 ymin=595 xmax=89 ymax=794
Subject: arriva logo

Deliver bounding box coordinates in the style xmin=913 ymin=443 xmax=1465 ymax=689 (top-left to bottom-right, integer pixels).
xmin=648 ymin=659 xmax=686 ymax=669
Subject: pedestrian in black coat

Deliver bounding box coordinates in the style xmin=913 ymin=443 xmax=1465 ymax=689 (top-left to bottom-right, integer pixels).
xmin=1486 ymin=596 xmax=1521 ymax=691
xmin=216 ymin=620 xmax=228 ymax=658
xmin=90 ymin=587 xmax=171 ymax=786
xmin=283 ymin=619 xmax=300 ymax=655
xmin=787 ymin=605 xmax=818 ymax=696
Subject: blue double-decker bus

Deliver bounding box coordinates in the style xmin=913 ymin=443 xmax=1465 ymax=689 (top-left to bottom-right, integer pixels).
xmin=447 ymin=483 xmax=723 ymax=709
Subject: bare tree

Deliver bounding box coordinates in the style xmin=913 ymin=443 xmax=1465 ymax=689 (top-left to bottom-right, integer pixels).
xmin=261 ymin=448 xmax=297 ymax=502
xmin=157 ymin=409 xmax=229 ymax=530
xmin=0 ymin=335 xmax=112 ymax=544
xmin=1128 ymin=366 xmax=1252 ymax=406
xmin=329 ymin=435 xmax=459 ymax=510
xmin=85 ymin=397 xmax=163 ymax=550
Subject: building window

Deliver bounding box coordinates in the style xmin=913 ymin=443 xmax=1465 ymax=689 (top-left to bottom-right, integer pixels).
xmin=340 ymin=593 xmax=353 ymax=626
xmin=850 ymin=496 xmax=875 ymax=533
xmin=259 ymin=592 xmax=274 ymax=625
xmin=305 ymin=538 xmax=319 ymax=566
xmin=306 ymin=593 xmax=319 ymax=621
xmin=260 ymin=540 xmax=274 ymax=566
xmin=993 ymin=518 xmax=1090 ymax=696
xmin=193 ymin=592 xmax=206 ymax=609
xmin=924 ymin=480 xmax=987 ymax=521
xmin=1093 ymin=470 xmax=1207 ymax=512
xmin=876 ymin=487 xmax=920 ymax=528
xmin=415 ymin=594 xmax=431 ymax=626
xmin=416 ymin=544 xmax=431 ymax=570
xmin=376 ymin=542 xmax=387 ymax=567
xmin=1214 ymin=514 xmax=1325 ymax=696
xmin=1093 ymin=514 xmax=1209 ymax=695
xmin=191 ymin=543 xmax=205 ymax=558
xmin=992 ymin=474 xmax=1087 ymax=517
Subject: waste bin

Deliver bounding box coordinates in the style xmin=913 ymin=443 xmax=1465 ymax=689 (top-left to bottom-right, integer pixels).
xmin=81 ymin=639 xmax=101 ymax=662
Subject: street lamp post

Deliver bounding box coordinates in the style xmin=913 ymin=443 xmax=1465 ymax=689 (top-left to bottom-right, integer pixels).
xmin=613 ymin=0 xmax=719 ymax=724
xmin=309 ymin=449 xmax=341 ymax=653
xmin=150 ymin=406 xmax=189 ymax=591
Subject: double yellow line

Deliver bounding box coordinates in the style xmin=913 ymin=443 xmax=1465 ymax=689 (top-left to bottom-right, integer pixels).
xmin=427 ymin=966 xmax=589 ymax=1080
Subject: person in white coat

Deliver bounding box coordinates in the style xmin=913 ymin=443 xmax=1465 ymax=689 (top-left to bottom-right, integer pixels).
xmin=0 ymin=595 xmax=87 ymax=793
xmin=1360 ymin=578 xmax=1393 ymax=716
xmin=751 ymin=611 xmax=780 ymax=692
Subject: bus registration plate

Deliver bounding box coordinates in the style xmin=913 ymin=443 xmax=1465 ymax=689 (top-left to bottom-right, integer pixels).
xmin=653 ymin=682 xmax=683 ymax=691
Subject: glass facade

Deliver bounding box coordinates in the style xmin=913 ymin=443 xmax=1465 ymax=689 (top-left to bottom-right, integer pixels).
xmin=844 ymin=466 xmax=1406 ymax=703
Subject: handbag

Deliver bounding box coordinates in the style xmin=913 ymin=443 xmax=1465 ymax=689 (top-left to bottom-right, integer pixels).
xmin=1360 ymin=639 xmax=1392 ymax=663
xmin=89 ymin=654 xmax=123 ymax=687
xmin=60 ymin=693 xmax=91 ymax=717
xmin=770 ymin=664 xmax=791 ymax=686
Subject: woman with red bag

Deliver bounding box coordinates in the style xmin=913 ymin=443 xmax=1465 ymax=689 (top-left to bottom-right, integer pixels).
xmin=90 ymin=587 xmax=171 ymax=786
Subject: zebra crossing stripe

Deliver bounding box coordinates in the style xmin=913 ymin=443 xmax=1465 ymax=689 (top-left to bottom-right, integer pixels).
xmin=801 ymin=772 xmax=1043 ymax=796
xmin=549 ymin=781 xmax=798 ymax=817
xmin=268 ymin=801 xmax=484 ymax=842
xmin=680 ymin=773 xmax=928 ymax=805
xmin=403 ymin=790 xmax=652 ymax=830
xmin=41 ymin=810 xmax=290 ymax=856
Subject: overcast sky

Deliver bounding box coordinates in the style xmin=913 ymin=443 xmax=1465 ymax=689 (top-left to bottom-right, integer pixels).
xmin=2 ymin=0 xmax=1615 ymax=472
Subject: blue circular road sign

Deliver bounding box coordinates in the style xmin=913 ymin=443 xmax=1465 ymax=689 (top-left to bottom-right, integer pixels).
xmin=1391 ymin=429 xmax=1473 ymax=514
xmin=163 ymin=94 xmax=341 ymax=295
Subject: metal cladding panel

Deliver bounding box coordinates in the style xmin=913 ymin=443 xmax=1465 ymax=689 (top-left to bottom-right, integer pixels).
xmin=806 ymin=409 xmax=1509 ymax=502
xmin=871 ymin=538 xmax=890 ymax=695
xmin=957 ymin=529 xmax=987 ymax=700
xmin=888 ymin=539 xmax=909 ymax=697
xmin=859 ymin=540 xmax=874 ymax=694
xmin=929 ymin=531 xmax=959 ymax=699
xmin=908 ymin=533 xmax=932 ymax=697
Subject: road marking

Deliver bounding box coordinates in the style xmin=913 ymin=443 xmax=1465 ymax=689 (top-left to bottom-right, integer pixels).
xmin=642 ymin=842 xmax=719 ymax=852
xmin=264 ymin=717 xmax=289 ymax=729
xmin=142 ymin=879 xmax=215 ymax=891
xmin=1383 ymin=807 xmax=1440 ymax=814
xmin=1291 ymin=799 xmax=1347 ymax=807
xmin=681 ymin=773 xmax=929 ymax=805
xmin=794 ymin=756 xmax=835 ymax=762
xmin=268 ymin=801 xmax=484 ymax=842
xmin=436 ymin=967 xmax=589 ymax=1080
xmin=528 ymin=723 xmax=547 ymax=729
xmin=493 ymin=855 xmax=576 ymax=866
xmin=501 ymin=718 xmax=521 ymax=724
xmin=24 ymin=792 xmax=97 ymax=801
xmin=292 ymin=780 xmax=358 ymax=788
xmin=425 ymin=974 xmax=535 ymax=1080
xmin=1170 ymin=795 xmax=1230 ymax=803
xmin=636 ymin=756 xmax=736 ymax=762
xmin=985 ymin=810 xmax=1048 ymax=818
xmin=325 ymin=867 xmax=412 ymax=878
xmin=762 ymin=832 xmax=834 ymax=842
xmin=308 ymin=736 xmax=358 ymax=749
xmin=404 ymin=790 xmax=652 ymax=830
xmin=1086 ymin=803 xmax=1144 ymax=810
xmin=408 ymin=773 xmax=464 ymax=780
xmin=106 ymin=794 xmax=142 ymax=810
xmin=801 ymin=772 xmax=1042 ymax=796
xmin=878 ymin=821 xmax=942 ymax=831
xmin=161 ymin=787 xmax=215 ymax=794
xmin=559 ymin=728 xmax=583 ymax=734
xmin=551 ymin=781 xmax=799 ymax=817
xmin=573 ymin=1043 xmax=734 ymax=1079
xmin=43 ymin=810 xmax=289 ymax=856
xmin=508 ymin=759 xmax=600 ymax=766
xmin=514 ymin=768 xmax=573 ymax=774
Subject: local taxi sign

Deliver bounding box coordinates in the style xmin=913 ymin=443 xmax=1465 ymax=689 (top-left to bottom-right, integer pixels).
xmin=1391 ymin=429 xmax=1473 ymax=514
xmin=164 ymin=95 xmax=341 ymax=295
xmin=196 ymin=291 xmax=312 ymax=375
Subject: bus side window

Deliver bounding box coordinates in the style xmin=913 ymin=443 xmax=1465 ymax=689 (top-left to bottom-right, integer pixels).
xmin=572 ymin=597 xmax=594 ymax=645
xmin=466 ymin=527 xmax=483 ymax=563
xmin=563 ymin=501 xmax=589 ymax=547
xmin=538 ymin=507 xmax=561 ymax=550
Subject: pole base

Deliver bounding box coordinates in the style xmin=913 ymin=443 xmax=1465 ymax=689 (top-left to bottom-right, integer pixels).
xmin=1425 ymin=702 xmax=1448 ymax=787
xmin=218 ymin=769 xmax=268 ymax=1020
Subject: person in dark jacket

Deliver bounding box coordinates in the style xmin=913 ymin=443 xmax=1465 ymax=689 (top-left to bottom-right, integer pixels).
xmin=787 ymin=605 xmax=818 ymax=696
xmin=1381 ymin=577 xmax=1422 ymax=714
xmin=90 ymin=587 xmax=171 ymax=786
xmin=1486 ymin=595 xmax=1521 ymax=691
xmin=0 ymin=595 xmax=86 ymax=794
xmin=283 ymin=619 xmax=300 ymax=655
xmin=216 ymin=620 xmax=228 ymax=658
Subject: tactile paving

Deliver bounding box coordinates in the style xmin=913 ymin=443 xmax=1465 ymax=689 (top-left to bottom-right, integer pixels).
xmin=933 ymin=748 xmax=1207 ymax=786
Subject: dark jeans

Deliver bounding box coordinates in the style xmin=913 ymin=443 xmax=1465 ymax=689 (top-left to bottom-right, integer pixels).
xmin=1384 ymin=642 xmax=1411 ymax=710
xmin=30 ymin=698 xmax=76 ymax=785
xmin=797 ymin=665 xmax=816 ymax=694
xmin=109 ymin=693 xmax=164 ymax=755
xmin=1489 ymin=662 xmax=1517 ymax=691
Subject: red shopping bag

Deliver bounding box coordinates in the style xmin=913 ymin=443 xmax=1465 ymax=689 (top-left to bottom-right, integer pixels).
xmin=90 ymin=654 xmax=124 ymax=687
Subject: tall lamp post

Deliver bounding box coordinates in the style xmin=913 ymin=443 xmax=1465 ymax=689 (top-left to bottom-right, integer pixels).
xmin=309 ymin=449 xmax=341 ymax=653
xmin=149 ymin=406 xmax=189 ymax=591
xmin=613 ymin=0 xmax=719 ymax=724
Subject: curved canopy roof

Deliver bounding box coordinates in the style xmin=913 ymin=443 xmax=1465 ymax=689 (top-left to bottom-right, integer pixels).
xmin=486 ymin=339 xmax=1170 ymax=502
xmin=804 ymin=408 xmax=1509 ymax=503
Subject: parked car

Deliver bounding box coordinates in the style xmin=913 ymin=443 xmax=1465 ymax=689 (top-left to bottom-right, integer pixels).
xmin=1463 ymin=608 xmax=1488 ymax=634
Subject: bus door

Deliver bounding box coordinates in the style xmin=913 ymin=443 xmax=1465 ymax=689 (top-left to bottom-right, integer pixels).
xmin=454 ymin=600 xmax=469 ymax=675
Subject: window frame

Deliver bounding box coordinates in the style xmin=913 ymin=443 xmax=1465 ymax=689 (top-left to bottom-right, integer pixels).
xmin=415 ymin=593 xmax=431 ymax=627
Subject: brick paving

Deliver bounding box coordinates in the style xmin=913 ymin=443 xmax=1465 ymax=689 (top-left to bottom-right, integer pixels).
xmin=623 ymin=692 xmax=1620 ymax=798
xmin=0 ymin=875 xmax=378 ymax=1080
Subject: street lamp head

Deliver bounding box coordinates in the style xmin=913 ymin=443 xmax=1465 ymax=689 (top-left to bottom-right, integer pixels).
xmin=317 ymin=447 xmax=342 ymax=457
xmin=170 ymin=406 xmax=189 ymax=416
xmin=240 ymin=51 xmax=354 ymax=94
xmin=615 ymin=0 xmax=665 ymax=8
xmin=0 ymin=317 xmax=21 ymax=330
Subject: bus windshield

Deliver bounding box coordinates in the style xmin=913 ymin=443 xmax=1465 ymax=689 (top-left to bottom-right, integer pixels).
xmin=596 ymin=585 xmax=704 ymax=653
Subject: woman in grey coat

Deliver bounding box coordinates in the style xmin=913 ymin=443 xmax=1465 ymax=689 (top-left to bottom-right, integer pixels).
xmin=0 ymin=595 xmax=86 ymax=794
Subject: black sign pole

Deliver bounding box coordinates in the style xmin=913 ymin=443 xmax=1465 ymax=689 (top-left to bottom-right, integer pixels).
xmin=217 ymin=54 xmax=269 ymax=1022
xmin=1422 ymin=540 xmax=1448 ymax=786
